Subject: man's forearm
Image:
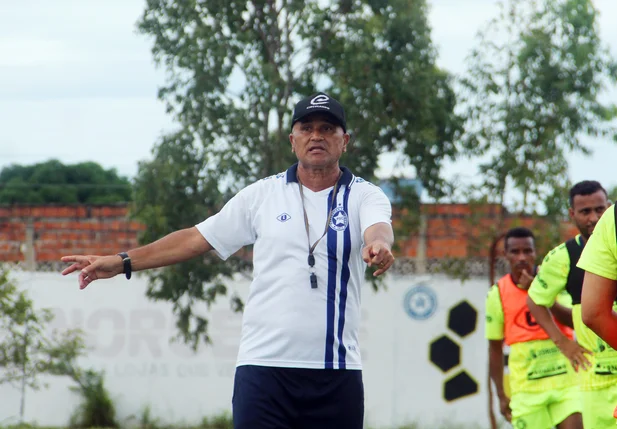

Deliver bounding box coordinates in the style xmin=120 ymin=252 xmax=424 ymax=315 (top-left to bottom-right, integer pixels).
xmin=526 ymin=296 xmax=568 ymax=343
xmin=585 ymin=311 xmax=617 ymax=349
xmin=581 ymin=274 xmax=617 ymax=349
xmin=363 ymin=222 xmax=394 ymax=248
xmin=550 ymin=302 xmax=574 ymax=329
xmin=127 ymin=227 xmax=212 ymax=271
xmin=488 ymin=342 xmax=506 ymax=398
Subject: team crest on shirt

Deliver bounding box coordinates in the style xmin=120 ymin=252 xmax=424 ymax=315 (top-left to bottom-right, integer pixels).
xmin=329 ymin=206 xmax=349 ymax=231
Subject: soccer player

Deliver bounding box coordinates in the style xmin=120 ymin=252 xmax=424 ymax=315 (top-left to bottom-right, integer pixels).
xmin=60 ymin=92 xmax=394 ymax=429
xmin=486 ymin=227 xmax=582 ymax=429
xmin=578 ymin=203 xmax=617 ymax=422
xmin=527 ymin=180 xmax=615 ymax=428
xmin=579 ymin=202 xmax=617 ymax=348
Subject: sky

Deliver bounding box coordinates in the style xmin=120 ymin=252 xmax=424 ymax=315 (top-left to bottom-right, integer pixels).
xmin=1 ymin=0 xmax=616 ymax=199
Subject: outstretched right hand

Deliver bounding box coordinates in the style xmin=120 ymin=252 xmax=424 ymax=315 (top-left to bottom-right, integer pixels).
xmin=555 ymin=337 xmax=593 ymax=372
xmin=61 ymin=255 xmax=123 ymax=290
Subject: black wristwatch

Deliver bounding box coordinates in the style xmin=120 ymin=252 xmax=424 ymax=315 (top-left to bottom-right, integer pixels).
xmin=117 ymin=252 xmax=132 ymax=280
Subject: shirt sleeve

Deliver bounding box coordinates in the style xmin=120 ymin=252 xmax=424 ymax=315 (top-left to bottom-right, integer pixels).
xmin=485 ymin=285 xmax=505 ymax=341
xmin=528 ymin=243 xmax=570 ymax=307
xmin=359 ymin=184 xmax=392 ymax=237
xmin=577 ymin=205 xmax=617 ymax=281
xmin=195 ymin=183 xmax=259 ymax=260
xmin=555 ymin=289 xmax=573 ymax=308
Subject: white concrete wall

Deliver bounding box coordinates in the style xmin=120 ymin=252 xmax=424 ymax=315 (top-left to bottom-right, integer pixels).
xmin=0 ymin=271 xmax=502 ymax=428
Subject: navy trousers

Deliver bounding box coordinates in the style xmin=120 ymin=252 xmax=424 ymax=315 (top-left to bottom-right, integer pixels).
xmin=232 ymin=365 xmax=364 ymax=429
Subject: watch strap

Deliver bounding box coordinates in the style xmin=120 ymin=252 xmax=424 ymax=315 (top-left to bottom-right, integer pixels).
xmin=117 ymin=252 xmax=132 ymax=280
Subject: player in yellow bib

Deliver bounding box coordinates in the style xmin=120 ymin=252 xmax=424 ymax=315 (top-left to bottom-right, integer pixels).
xmin=578 ymin=203 xmax=617 ymax=422
xmin=527 ymin=181 xmax=614 ymax=428
xmin=486 ymin=227 xmax=582 ymax=429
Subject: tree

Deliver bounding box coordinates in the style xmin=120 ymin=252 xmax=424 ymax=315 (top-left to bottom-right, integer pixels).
xmin=0 ymin=160 xmax=132 ymax=204
xmin=438 ymin=0 xmax=617 ymax=279
xmin=305 ymin=0 xmax=461 ymax=192
xmin=459 ymin=0 xmax=617 ymax=216
xmin=0 ymin=268 xmax=87 ymax=422
xmin=134 ymin=0 xmax=460 ymax=348
xmin=608 ymin=184 xmax=617 ymax=203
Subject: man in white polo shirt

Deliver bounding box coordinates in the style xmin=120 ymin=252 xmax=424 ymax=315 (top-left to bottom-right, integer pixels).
xmin=61 ymin=92 xmax=394 ymax=429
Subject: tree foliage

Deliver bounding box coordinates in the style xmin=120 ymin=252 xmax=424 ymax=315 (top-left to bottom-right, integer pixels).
xmin=0 ymin=160 xmax=132 ymax=204
xmin=608 ymin=184 xmax=617 ymax=203
xmin=459 ymin=0 xmax=617 ymax=214
xmin=435 ymin=0 xmax=616 ymax=288
xmin=0 ymin=268 xmax=87 ymax=419
xmin=69 ymin=369 xmax=119 ymax=429
xmin=134 ymin=0 xmax=460 ymax=348
xmin=305 ymin=0 xmax=461 ymax=191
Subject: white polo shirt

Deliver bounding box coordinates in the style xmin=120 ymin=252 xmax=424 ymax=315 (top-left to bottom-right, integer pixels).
xmin=196 ymin=163 xmax=392 ymax=370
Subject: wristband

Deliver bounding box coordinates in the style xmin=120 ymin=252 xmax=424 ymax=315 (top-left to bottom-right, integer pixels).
xmin=117 ymin=252 xmax=132 ymax=280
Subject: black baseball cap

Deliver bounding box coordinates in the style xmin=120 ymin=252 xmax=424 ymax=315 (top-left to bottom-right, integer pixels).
xmin=291 ymin=92 xmax=347 ymax=132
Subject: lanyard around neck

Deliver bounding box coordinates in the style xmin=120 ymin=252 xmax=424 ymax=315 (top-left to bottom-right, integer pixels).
xmin=297 ymin=171 xmax=343 ymax=288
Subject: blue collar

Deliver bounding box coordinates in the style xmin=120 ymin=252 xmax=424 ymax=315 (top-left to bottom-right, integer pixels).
xmin=285 ymin=163 xmax=353 ymax=188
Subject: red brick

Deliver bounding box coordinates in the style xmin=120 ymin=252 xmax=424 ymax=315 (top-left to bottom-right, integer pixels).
xmin=0 ymin=203 xmax=589 ymax=265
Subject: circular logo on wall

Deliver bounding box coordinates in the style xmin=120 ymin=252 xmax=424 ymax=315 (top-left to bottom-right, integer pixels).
xmin=403 ymin=284 xmax=437 ymax=320
xmin=329 ymin=206 xmax=349 ymax=231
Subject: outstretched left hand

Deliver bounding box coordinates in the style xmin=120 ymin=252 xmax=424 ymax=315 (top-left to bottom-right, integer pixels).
xmin=362 ymin=241 xmax=394 ymax=277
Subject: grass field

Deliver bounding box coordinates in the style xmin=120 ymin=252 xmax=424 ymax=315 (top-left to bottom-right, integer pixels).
xmin=1 ymin=410 xmax=492 ymax=429
xmin=0 ymin=422 xmax=490 ymax=429
xmin=1 ymin=426 xmax=487 ymax=429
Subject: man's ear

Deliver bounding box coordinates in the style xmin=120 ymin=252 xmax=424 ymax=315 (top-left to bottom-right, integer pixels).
xmin=342 ymin=132 xmax=351 ymax=152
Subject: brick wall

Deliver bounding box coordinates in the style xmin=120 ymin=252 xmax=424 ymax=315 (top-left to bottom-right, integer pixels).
xmin=0 ymin=204 xmax=145 ymax=264
xmin=395 ymin=203 xmax=579 ymax=259
xmin=0 ymin=203 xmax=579 ymax=266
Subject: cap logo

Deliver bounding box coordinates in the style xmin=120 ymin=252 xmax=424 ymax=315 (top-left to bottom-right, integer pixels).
xmin=310 ymin=94 xmax=329 ymax=106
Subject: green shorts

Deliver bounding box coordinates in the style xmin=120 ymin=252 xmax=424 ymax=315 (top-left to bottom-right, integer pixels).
xmin=510 ymin=385 xmax=581 ymax=429
xmin=581 ymin=386 xmax=617 ymax=429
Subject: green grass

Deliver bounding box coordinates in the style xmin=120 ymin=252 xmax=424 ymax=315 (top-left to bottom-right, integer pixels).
xmin=1 ymin=413 xmax=491 ymax=429
xmin=367 ymin=423 xmax=487 ymax=429
xmin=1 ymin=424 xmax=487 ymax=429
